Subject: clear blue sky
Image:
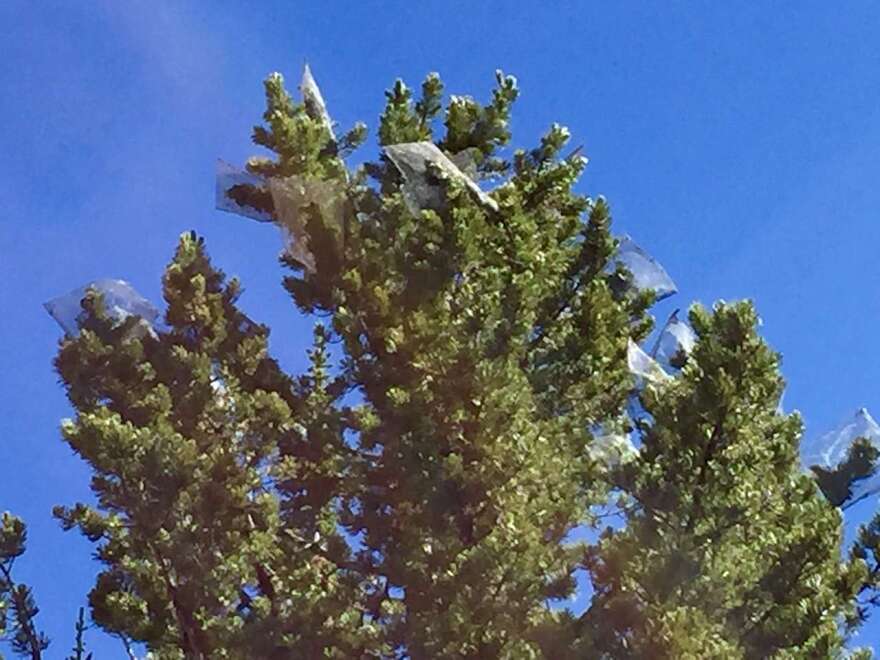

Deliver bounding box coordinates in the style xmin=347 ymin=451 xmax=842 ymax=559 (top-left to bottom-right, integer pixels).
xmin=2 ymin=1 xmax=880 ymax=655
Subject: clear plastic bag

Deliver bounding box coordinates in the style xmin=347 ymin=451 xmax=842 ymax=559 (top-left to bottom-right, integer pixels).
xmin=654 ymin=313 xmax=696 ymax=369
xmin=215 ymin=159 xmax=274 ymax=223
xmin=590 ymin=426 xmax=638 ymax=467
xmin=801 ymin=408 xmax=880 ymax=505
xmin=301 ymin=64 xmax=335 ymax=140
xmin=45 ymin=279 xmax=159 ymax=338
xmin=268 ymin=175 xmax=348 ymax=274
xmin=623 ymin=339 xmax=670 ymax=432
xmin=608 ymin=235 xmax=677 ymax=301
xmin=802 ymin=408 xmax=880 ymax=473
xmin=627 ymin=339 xmax=671 ymax=388
xmin=383 ymin=142 xmax=499 ymax=215
xmin=448 ymin=147 xmax=482 ymax=179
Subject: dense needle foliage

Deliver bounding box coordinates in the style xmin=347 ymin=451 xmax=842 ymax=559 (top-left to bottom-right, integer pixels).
xmin=8 ymin=64 xmax=878 ymax=658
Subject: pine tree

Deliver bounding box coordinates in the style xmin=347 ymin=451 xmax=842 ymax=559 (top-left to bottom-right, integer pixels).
xmin=50 ymin=68 xmax=650 ymax=657
xmin=812 ymin=438 xmax=879 ymax=509
xmin=53 ymin=240 xmax=383 ymax=658
xmin=576 ymin=302 xmax=866 ymax=658
xmin=39 ymin=64 xmax=873 ymax=658
xmin=66 ymin=608 xmax=93 ymax=660
xmin=0 ymin=513 xmax=49 ymax=659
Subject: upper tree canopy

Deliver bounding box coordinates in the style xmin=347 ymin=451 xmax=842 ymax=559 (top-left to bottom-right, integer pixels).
xmin=33 ymin=64 xmax=875 ymax=659
xmin=580 ymin=303 xmax=865 ymax=658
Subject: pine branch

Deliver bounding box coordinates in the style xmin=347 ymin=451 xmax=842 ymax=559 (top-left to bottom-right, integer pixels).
xmin=0 ymin=566 xmax=47 ymax=660
xmin=66 ymin=608 xmax=91 ymax=660
xmin=0 ymin=514 xmax=47 ymax=660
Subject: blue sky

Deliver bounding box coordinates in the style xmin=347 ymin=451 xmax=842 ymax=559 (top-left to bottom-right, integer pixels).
xmin=2 ymin=1 xmax=880 ymax=655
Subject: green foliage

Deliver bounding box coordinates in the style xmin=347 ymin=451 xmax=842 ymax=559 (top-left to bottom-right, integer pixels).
xmin=249 ymin=71 xmax=351 ymax=182
xmin=813 ymin=438 xmax=880 ymax=508
xmin=440 ymin=70 xmax=518 ymax=167
xmin=378 ymin=78 xmax=433 ymax=146
xmin=0 ymin=513 xmax=49 ymax=659
xmin=54 ymin=234 xmax=384 ymax=658
xmin=851 ymin=507 xmax=880 ymax=630
xmin=33 ymin=65 xmax=877 ymax=658
xmin=577 ymin=302 xmax=866 ymax=658
xmin=66 ymin=608 xmax=92 ymax=660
